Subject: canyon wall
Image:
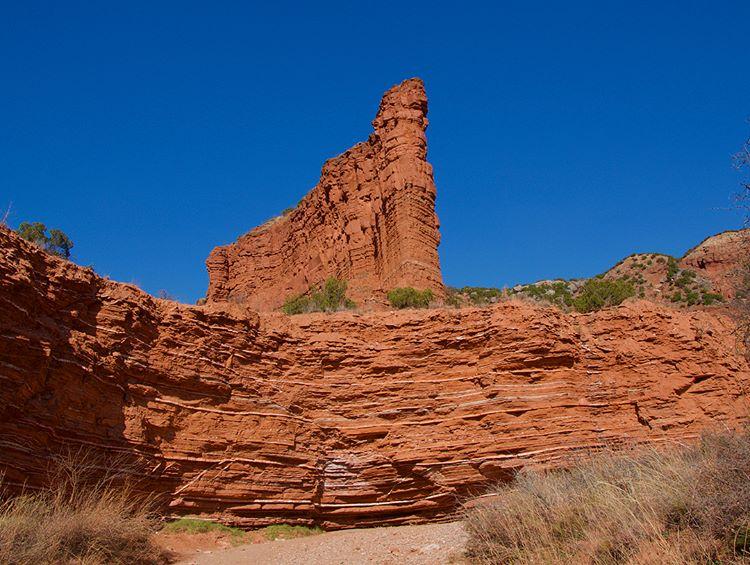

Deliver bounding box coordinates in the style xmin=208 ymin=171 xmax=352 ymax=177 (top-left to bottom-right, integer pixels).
xmin=205 ymin=78 xmax=443 ymax=310
xmin=1 ymin=226 xmax=748 ymax=529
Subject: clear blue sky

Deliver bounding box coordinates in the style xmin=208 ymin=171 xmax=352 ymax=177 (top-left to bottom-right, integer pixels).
xmin=2 ymin=2 xmax=748 ymax=303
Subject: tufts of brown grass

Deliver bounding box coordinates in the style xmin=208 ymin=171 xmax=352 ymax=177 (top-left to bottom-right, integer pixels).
xmin=0 ymin=451 xmax=164 ymax=564
xmin=464 ymin=427 xmax=750 ymax=564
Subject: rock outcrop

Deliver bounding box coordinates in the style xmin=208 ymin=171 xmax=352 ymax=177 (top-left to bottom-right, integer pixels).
xmin=681 ymin=229 xmax=748 ymax=297
xmin=1 ymin=227 xmax=748 ymax=529
xmin=205 ymin=78 xmax=443 ymax=310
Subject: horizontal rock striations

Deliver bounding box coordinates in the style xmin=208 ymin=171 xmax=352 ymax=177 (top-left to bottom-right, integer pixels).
xmin=205 ymin=78 xmax=443 ymax=310
xmin=1 ymin=226 xmax=748 ymax=529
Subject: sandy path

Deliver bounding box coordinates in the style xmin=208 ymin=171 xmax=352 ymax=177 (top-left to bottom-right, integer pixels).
xmin=176 ymin=521 xmax=468 ymax=565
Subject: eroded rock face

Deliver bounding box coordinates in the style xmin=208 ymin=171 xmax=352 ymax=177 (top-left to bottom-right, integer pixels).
xmin=205 ymin=78 xmax=443 ymax=310
xmin=681 ymin=230 xmax=749 ymax=297
xmin=1 ymin=227 xmax=748 ymax=529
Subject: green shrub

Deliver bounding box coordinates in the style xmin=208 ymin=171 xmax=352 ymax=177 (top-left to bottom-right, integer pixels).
xmin=666 ymin=257 xmax=679 ymax=281
xmin=16 ymin=221 xmax=74 ymax=259
xmin=701 ymin=292 xmax=724 ymax=306
xmin=675 ymin=269 xmax=697 ymax=289
xmin=685 ymin=289 xmax=700 ymax=306
xmin=521 ymin=282 xmax=573 ymax=309
xmin=572 ymin=278 xmax=635 ymax=313
xmin=282 ymin=278 xmax=356 ymax=315
xmin=282 ymin=293 xmax=312 ymax=315
xmin=387 ymin=287 xmax=434 ymax=309
xmin=445 ymin=288 xmax=464 ymax=308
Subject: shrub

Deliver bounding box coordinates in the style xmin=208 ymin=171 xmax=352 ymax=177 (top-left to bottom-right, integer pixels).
xmin=701 ymin=292 xmax=724 ymax=306
xmin=666 ymin=256 xmax=680 ymax=281
xmin=0 ymin=452 xmax=162 ymax=564
xmin=520 ymin=282 xmax=573 ymax=309
xmin=462 ymin=286 xmax=504 ymax=306
xmin=282 ymin=293 xmax=313 ymax=315
xmin=387 ymin=287 xmax=434 ymax=309
xmin=16 ymin=222 xmax=74 ymax=259
xmin=446 ymin=286 xmax=504 ymax=307
xmin=444 ymin=288 xmax=464 ymax=308
xmin=282 ymin=278 xmax=356 ymax=315
xmin=685 ymin=289 xmax=700 ymax=306
xmin=572 ymin=278 xmax=635 ymax=313
xmin=464 ymin=427 xmax=750 ymax=564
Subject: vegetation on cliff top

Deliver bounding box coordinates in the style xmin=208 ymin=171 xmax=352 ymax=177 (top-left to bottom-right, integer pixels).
xmin=282 ymin=277 xmax=356 ymax=315
xmin=16 ymin=221 xmax=74 ymax=259
xmin=570 ymin=278 xmax=635 ymax=313
xmin=387 ymin=287 xmax=434 ymax=309
xmin=465 ymin=427 xmax=750 ymax=564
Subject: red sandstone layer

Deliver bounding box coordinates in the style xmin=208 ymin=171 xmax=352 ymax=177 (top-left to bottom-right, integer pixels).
xmin=1 ymin=227 xmax=748 ymax=529
xmin=205 ymin=78 xmax=443 ymax=310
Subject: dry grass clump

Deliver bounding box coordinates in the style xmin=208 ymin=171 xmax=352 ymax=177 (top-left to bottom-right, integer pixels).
xmin=0 ymin=452 xmax=164 ymax=564
xmin=465 ymin=427 xmax=750 ymax=564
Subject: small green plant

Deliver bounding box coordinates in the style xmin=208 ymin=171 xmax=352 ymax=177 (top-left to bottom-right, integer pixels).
xmin=262 ymin=524 xmax=323 ymax=540
xmin=685 ymin=289 xmax=700 ymax=306
xmin=445 ymin=288 xmax=464 ymax=308
xmin=282 ymin=277 xmax=356 ymax=315
xmin=701 ymin=292 xmax=724 ymax=306
xmin=572 ymin=278 xmax=635 ymax=313
xmin=163 ymin=518 xmax=244 ymax=536
xmin=163 ymin=518 xmax=247 ymax=544
xmin=16 ymin=221 xmax=74 ymax=259
xmin=387 ymin=287 xmax=434 ymax=309
xmin=674 ymin=269 xmax=697 ymax=289
xmin=666 ymin=257 xmax=680 ymax=281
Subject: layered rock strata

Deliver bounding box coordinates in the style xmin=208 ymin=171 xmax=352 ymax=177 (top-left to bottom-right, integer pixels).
xmin=1 ymin=227 xmax=748 ymax=529
xmin=206 ymin=78 xmax=443 ymax=310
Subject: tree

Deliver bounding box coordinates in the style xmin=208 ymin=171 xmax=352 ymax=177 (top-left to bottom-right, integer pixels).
xmin=16 ymin=222 xmax=74 ymax=259
xmin=49 ymin=229 xmax=74 ymax=259
xmin=17 ymin=222 xmax=49 ymax=246
xmin=734 ymin=133 xmax=750 ymax=356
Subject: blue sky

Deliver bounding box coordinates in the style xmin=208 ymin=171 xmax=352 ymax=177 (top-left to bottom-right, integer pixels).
xmin=2 ymin=1 xmax=748 ymax=303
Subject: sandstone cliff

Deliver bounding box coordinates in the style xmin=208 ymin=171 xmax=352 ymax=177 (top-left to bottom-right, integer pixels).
xmin=205 ymin=78 xmax=443 ymax=311
xmin=681 ymin=229 xmax=748 ymax=297
xmin=1 ymin=226 xmax=748 ymax=529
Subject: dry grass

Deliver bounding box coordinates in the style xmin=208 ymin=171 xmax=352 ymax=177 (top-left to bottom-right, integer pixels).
xmin=0 ymin=451 xmax=164 ymax=564
xmin=465 ymin=427 xmax=750 ymax=564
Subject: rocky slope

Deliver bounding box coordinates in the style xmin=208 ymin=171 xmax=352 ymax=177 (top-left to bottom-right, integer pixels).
xmin=206 ymin=78 xmax=443 ymax=311
xmin=1 ymin=226 xmax=748 ymax=529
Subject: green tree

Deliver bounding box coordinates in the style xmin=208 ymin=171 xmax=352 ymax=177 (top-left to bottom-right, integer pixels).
xmin=17 ymin=222 xmax=48 ymax=247
xmin=49 ymin=229 xmax=74 ymax=259
xmin=16 ymin=222 xmax=74 ymax=259
xmin=572 ymin=278 xmax=635 ymax=313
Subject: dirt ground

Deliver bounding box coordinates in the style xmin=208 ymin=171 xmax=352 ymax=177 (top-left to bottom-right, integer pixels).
xmin=162 ymin=521 xmax=468 ymax=565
